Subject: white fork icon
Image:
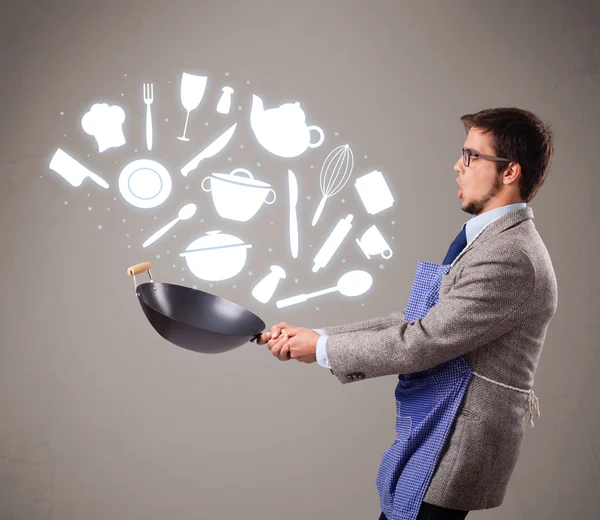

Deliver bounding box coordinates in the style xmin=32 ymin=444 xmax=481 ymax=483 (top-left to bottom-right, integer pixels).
xmin=143 ymin=83 xmax=154 ymax=150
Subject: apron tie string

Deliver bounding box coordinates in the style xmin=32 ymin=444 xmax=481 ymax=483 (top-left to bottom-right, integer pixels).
xmin=472 ymin=372 xmax=540 ymax=427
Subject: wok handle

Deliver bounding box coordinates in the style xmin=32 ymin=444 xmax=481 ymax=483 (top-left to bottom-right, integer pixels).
xmin=127 ymin=262 xmax=152 ymax=276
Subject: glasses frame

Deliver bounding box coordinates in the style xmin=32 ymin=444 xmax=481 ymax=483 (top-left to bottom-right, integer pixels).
xmin=462 ymin=148 xmax=510 ymax=168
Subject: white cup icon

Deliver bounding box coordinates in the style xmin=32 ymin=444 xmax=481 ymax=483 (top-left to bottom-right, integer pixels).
xmin=356 ymin=225 xmax=393 ymax=260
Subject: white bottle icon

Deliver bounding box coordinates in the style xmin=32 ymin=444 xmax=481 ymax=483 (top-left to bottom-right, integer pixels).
xmin=312 ymin=214 xmax=354 ymax=273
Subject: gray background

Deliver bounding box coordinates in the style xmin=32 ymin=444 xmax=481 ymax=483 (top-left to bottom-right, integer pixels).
xmin=1 ymin=1 xmax=599 ymax=519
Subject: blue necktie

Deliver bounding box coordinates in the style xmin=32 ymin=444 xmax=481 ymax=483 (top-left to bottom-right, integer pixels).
xmin=442 ymin=225 xmax=467 ymax=265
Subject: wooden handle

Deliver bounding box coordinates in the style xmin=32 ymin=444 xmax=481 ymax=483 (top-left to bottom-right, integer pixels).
xmin=127 ymin=262 xmax=152 ymax=276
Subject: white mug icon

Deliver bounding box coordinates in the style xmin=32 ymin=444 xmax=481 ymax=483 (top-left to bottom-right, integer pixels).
xmin=356 ymin=225 xmax=393 ymax=260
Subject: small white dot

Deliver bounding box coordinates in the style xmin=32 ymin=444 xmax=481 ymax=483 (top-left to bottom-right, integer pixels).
xmin=237 ymin=106 xmax=242 ymax=111
xmin=87 ymin=193 xmax=90 ymax=197
xmin=121 ymin=93 xmax=124 ymax=96
xmin=113 ymin=198 xmax=116 ymax=201
xmin=364 ymin=155 xmax=368 ymax=159
xmin=173 ymin=234 xmax=176 ymax=238
xmin=181 ymin=268 xmax=184 ymax=271
xmin=257 ymin=162 xmax=261 ymax=167
xmin=268 ymin=248 xmax=272 ymax=252
xmin=64 ymin=201 xmax=68 ymax=205
xmin=306 ymin=195 xmax=311 ymax=200
xmin=316 ymin=307 xmax=319 ymax=311
xmin=122 ymin=218 xmax=126 ymax=223
xmin=60 ymin=111 xmax=64 ymax=115
xmin=107 ymin=207 xmax=110 ymax=211
xmin=334 ymin=132 xmax=339 ymax=136
xmin=164 ymin=118 xmax=169 ymax=122
xmin=124 ymin=73 xmax=127 ymax=76
xmin=134 ymin=149 xmax=138 ymax=153
xmin=240 ymin=145 xmax=244 ymax=149
xmin=309 ymin=244 xmax=313 ymax=248
xmin=173 ymin=264 xmax=176 ymax=268
xmin=392 ymin=237 xmax=395 ymax=240
xmin=154 ymin=216 xmax=157 ymax=219
xmin=127 ymin=245 xmax=131 ymax=249
xmin=141 ymin=229 xmax=144 ymax=232
xmin=193 ymin=285 xmax=198 ymax=289
xmin=200 ymin=219 xmax=204 ymax=223
xmin=294 ymin=279 xmax=299 ymax=284
xmin=181 ymin=278 xmax=185 ymax=282
xmin=64 ymin=134 xmax=67 ymax=137
xmin=232 ymin=284 xmax=236 ymax=288
xmin=341 ymin=199 xmax=345 ymax=203
xmin=227 ymin=157 xmax=232 ymax=162
xmin=209 ymin=283 xmax=213 ymax=288
xmin=156 ymin=254 xmax=161 ymax=259
xmin=88 ymin=206 xmax=92 ymax=211
xmin=246 ymin=80 xmax=250 ymax=84
xmin=392 ymin=220 xmax=396 ymax=225
xmin=167 ymin=250 xmax=170 ymax=254
xmin=225 ymin=72 xmax=229 ymax=76
xmin=126 ymin=234 xmax=129 ymax=238
xmin=310 ymin=165 xmax=314 ymax=168
xmin=379 ymin=264 xmax=385 ymax=269
xmin=248 ymin=271 xmax=253 ymax=276
xmin=342 ymin=259 xmax=346 ymax=263
xmin=97 ymin=225 xmax=102 ymax=229
xmin=362 ymin=303 xmax=365 ymax=306
xmin=205 ymin=122 xmax=209 ymax=126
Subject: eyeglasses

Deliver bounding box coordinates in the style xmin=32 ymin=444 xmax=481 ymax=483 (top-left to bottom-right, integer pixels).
xmin=462 ymin=148 xmax=510 ymax=168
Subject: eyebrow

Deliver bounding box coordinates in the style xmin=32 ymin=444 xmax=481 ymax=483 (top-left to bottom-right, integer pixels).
xmin=464 ymin=147 xmax=481 ymax=154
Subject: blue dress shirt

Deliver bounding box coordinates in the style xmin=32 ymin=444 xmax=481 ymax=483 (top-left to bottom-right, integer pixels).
xmin=314 ymin=202 xmax=527 ymax=369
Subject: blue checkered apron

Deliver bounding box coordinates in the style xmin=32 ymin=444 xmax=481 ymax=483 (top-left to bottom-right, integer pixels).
xmin=376 ymin=261 xmax=473 ymax=520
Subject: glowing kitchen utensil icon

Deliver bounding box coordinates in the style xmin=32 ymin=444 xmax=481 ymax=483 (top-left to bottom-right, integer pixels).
xmin=49 ymin=148 xmax=109 ymax=189
xmin=250 ymin=94 xmax=324 ymax=158
xmin=356 ymin=225 xmax=393 ymax=259
xmin=276 ymin=270 xmax=372 ymax=308
xmin=178 ymin=73 xmax=207 ymax=141
xmin=143 ymin=83 xmax=154 ymax=150
xmin=81 ymin=103 xmax=126 ymax=153
xmin=288 ymin=169 xmax=299 ymax=258
xmin=180 ymin=122 xmax=237 ymax=176
xmin=118 ymin=159 xmax=172 ymax=209
xmin=312 ymin=214 xmax=353 ymax=273
xmin=217 ymin=86 xmax=234 ymax=114
xmin=142 ymin=203 xmax=197 ymax=248
xmin=202 ymin=168 xmax=276 ymax=222
xmin=312 ymin=144 xmax=354 ymax=226
xmin=354 ymin=170 xmax=394 ymax=215
xmin=252 ymin=265 xmax=286 ymax=303
xmin=180 ymin=231 xmax=252 ymax=282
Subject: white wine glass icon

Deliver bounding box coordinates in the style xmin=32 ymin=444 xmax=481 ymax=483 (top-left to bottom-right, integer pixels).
xmin=178 ymin=73 xmax=207 ymax=141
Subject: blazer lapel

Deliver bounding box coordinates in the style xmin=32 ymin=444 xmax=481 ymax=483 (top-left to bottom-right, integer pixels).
xmin=450 ymin=206 xmax=534 ymax=268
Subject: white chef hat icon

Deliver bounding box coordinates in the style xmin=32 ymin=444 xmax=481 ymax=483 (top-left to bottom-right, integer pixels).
xmin=81 ymin=103 xmax=126 ymax=153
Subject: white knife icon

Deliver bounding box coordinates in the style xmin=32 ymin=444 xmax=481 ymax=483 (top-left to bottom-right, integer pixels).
xmin=288 ymin=169 xmax=299 ymax=258
xmin=180 ymin=122 xmax=237 ymax=176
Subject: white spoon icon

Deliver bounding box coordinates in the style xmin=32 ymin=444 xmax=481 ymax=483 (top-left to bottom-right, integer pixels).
xmin=142 ymin=203 xmax=197 ymax=248
xmin=276 ymin=270 xmax=372 ymax=308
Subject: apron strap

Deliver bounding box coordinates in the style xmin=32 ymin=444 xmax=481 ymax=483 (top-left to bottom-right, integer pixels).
xmin=472 ymin=371 xmax=540 ymax=427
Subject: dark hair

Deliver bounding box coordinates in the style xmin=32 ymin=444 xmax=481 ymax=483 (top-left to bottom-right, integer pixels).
xmin=460 ymin=108 xmax=554 ymax=202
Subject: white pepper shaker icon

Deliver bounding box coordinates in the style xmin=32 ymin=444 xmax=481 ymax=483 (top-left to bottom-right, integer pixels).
xmin=252 ymin=265 xmax=286 ymax=303
xmin=217 ymin=87 xmax=234 ymax=114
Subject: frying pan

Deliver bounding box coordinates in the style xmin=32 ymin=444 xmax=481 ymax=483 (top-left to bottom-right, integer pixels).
xmin=127 ymin=262 xmax=266 ymax=354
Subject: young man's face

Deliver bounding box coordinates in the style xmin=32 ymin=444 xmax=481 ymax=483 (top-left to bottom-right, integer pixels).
xmin=453 ymin=127 xmax=505 ymax=216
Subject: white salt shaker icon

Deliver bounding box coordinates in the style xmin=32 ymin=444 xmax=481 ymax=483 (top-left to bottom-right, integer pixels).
xmin=217 ymin=87 xmax=234 ymax=115
xmin=252 ymin=265 xmax=286 ymax=303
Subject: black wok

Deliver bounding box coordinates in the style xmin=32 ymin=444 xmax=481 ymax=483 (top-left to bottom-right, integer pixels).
xmin=127 ymin=262 xmax=266 ymax=354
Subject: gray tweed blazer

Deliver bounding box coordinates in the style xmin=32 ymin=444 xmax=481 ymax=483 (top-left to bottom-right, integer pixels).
xmin=322 ymin=206 xmax=558 ymax=511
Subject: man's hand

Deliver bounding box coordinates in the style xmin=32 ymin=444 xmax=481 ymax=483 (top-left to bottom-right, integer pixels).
xmin=267 ymin=323 xmax=319 ymax=364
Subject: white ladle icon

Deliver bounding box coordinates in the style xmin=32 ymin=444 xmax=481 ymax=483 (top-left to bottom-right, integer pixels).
xmin=276 ymin=270 xmax=372 ymax=308
xmin=142 ymin=203 xmax=197 ymax=248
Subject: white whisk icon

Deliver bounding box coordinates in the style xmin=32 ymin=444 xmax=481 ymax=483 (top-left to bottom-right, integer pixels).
xmin=312 ymin=144 xmax=355 ymax=226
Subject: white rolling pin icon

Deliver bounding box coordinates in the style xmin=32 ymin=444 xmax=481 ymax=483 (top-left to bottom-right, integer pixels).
xmin=312 ymin=214 xmax=354 ymax=273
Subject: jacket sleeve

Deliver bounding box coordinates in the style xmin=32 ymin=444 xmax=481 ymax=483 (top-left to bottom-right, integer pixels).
xmin=321 ymin=309 xmax=405 ymax=335
xmin=325 ymin=249 xmax=535 ymax=384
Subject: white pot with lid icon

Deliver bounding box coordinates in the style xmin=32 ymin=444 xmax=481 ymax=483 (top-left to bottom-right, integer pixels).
xmin=202 ymin=168 xmax=276 ymax=222
xmin=180 ymin=231 xmax=252 ymax=281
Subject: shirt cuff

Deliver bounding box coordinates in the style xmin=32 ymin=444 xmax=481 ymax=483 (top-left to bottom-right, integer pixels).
xmin=313 ymin=329 xmax=331 ymax=369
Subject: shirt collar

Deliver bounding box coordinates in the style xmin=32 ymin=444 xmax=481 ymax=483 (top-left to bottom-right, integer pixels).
xmin=464 ymin=202 xmax=527 ymax=245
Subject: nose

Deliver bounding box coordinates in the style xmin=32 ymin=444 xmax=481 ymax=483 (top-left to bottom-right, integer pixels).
xmin=453 ymin=156 xmax=463 ymax=174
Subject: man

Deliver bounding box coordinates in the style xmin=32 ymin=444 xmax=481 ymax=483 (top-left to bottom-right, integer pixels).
xmin=257 ymin=108 xmax=558 ymax=520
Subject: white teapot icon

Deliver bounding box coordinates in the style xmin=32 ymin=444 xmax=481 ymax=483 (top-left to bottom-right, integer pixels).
xmin=250 ymin=95 xmax=324 ymax=158
xmin=81 ymin=103 xmax=126 ymax=153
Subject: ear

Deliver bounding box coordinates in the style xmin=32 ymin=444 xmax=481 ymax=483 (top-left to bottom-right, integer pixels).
xmin=502 ymin=161 xmax=521 ymax=185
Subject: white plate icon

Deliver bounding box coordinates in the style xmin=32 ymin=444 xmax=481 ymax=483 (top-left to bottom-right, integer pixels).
xmin=118 ymin=159 xmax=172 ymax=209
